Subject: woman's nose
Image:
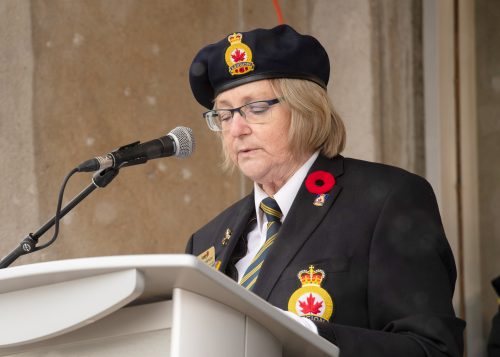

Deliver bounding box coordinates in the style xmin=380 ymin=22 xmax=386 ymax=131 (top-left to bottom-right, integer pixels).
xmin=228 ymin=111 xmax=251 ymax=136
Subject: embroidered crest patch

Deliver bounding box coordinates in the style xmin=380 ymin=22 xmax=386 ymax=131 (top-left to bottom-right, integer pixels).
xmin=225 ymin=33 xmax=255 ymax=76
xmin=197 ymin=246 xmax=215 ymax=267
xmin=287 ymin=265 xmax=334 ymax=323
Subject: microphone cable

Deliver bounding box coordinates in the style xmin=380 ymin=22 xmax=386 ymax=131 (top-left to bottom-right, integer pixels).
xmin=33 ymin=167 xmax=79 ymax=251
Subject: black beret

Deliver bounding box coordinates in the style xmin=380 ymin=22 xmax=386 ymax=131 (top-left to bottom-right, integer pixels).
xmin=189 ymin=24 xmax=330 ymax=109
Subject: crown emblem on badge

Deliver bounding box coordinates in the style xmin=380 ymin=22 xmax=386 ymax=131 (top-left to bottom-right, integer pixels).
xmin=287 ymin=265 xmax=334 ymax=323
xmin=227 ymin=33 xmax=243 ymax=44
xmin=225 ymin=32 xmax=255 ymax=76
xmin=298 ymin=266 xmax=325 ymax=286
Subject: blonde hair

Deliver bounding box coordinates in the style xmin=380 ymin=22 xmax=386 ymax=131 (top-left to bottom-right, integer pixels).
xmin=218 ymin=78 xmax=346 ymax=170
xmin=270 ymin=78 xmax=346 ymax=159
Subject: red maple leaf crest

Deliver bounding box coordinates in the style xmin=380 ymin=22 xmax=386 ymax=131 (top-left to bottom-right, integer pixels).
xmin=298 ymin=293 xmax=323 ymax=315
xmin=231 ymin=49 xmax=246 ymax=63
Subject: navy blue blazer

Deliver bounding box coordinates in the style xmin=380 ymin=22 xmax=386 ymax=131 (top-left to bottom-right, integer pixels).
xmin=186 ymin=155 xmax=465 ymax=357
xmin=488 ymin=276 xmax=500 ymax=357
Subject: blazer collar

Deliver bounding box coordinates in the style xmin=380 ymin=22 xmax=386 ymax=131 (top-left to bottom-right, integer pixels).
xmin=252 ymin=155 xmax=345 ymax=300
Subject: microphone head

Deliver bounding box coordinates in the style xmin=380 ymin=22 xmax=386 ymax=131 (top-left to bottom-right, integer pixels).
xmin=168 ymin=126 xmax=195 ymax=158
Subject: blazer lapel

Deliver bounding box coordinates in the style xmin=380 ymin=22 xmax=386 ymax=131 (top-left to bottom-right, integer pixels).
xmin=252 ymin=155 xmax=345 ymax=300
xmin=215 ymin=193 xmax=255 ymax=273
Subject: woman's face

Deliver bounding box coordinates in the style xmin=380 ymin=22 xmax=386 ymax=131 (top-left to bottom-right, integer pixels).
xmin=216 ymin=80 xmax=299 ymax=188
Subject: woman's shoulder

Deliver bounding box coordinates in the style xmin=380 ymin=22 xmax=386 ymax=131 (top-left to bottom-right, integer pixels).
xmin=339 ymin=156 xmax=431 ymax=188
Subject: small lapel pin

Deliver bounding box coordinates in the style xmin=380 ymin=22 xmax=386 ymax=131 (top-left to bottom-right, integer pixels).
xmin=222 ymin=228 xmax=232 ymax=246
xmin=313 ymin=193 xmax=329 ymax=207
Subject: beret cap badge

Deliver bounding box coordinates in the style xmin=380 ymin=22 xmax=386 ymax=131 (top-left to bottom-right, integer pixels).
xmin=225 ymin=33 xmax=255 ymax=76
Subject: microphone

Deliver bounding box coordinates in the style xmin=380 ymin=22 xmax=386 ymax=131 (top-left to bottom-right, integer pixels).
xmin=77 ymin=126 xmax=195 ymax=172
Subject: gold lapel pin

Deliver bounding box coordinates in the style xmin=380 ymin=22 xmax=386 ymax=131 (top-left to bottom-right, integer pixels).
xmin=313 ymin=193 xmax=329 ymax=207
xmin=222 ymin=228 xmax=232 ymax=246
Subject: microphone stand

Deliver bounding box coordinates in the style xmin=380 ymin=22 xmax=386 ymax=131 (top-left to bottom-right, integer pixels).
xmin=0 ymin=168 xmax=120 ymax=269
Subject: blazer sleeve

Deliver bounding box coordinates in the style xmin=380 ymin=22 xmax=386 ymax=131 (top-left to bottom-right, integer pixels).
xmin=185 ymin=235 xmax=194 ymax=254
xmin=488 ymin=277 xmax=500 ymax=356
xmin=316 ymin=174 xmax=465 ymax=357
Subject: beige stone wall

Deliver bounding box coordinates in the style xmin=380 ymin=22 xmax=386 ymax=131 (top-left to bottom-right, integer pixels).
xmin=310 ymin=0 xmax=425 ymax=175
xmin=476 ymin=0 xmax=500 ymax=345
xmin=0 ymin=1 xmax=39 ymax=257
xmin=311 ymin=0 xmax=379 ymax=163
xmin=26 ymin=0 xmax=248 ymax=263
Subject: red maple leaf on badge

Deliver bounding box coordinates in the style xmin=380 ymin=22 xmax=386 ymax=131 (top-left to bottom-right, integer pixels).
xmin=298 ymin=294 xmax=323 ymax=315
xmin=231 ymin=49 xmax=246 ymax=62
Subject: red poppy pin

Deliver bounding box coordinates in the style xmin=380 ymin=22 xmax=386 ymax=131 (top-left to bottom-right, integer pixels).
xmin=305 ymin=171 xmax=335 ymax=206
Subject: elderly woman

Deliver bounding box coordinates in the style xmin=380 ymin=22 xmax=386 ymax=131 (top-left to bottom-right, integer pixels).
xmin=186 ymin=25 xmax=465 ymax=356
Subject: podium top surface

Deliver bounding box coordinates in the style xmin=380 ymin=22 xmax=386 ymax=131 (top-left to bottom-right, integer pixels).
xmin=0 ymin=254 xmax=338 ymax=357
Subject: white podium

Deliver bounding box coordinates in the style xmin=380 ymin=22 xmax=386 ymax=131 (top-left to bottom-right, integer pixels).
xmin=0 ymin=255 xmax=339 ymax=357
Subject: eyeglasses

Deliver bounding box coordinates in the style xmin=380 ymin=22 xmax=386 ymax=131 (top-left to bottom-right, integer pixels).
xmin=203 ymin=98 xmax=281 ymax=132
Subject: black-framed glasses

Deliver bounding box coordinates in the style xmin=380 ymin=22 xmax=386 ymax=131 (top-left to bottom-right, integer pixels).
xmin=203 ymin=98 xmax=281 ymax=132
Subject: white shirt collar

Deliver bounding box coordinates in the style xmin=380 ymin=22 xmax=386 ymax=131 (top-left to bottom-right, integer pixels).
xmin=254 ymin=151 xmax=319 ymax=233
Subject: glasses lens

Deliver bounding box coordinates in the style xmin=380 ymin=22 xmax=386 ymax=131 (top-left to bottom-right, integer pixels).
xmin=243 ymin=101 xmax=273 ymax=123
xmin=215 ymin=110 xmax=233 ymax=131
xmin=217 ymin=110 xmax=233 ymax=122
xmin=204 ymin=100 xmax=278 ymax=131
xmin=204 ymin=111 xmax=222 ymax=131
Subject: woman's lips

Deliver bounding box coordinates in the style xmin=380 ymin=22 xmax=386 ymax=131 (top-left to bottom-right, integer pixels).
xmin=238 ymin=148 xmax=259 ymax=157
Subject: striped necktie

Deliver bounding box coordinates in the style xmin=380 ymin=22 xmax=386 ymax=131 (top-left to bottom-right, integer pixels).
xmin=240 ymin=197 xmax=283 ymax=291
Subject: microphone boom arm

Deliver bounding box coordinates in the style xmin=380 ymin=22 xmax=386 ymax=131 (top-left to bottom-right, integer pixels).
xmin=0 ymin=168 xmax=120 ymax=269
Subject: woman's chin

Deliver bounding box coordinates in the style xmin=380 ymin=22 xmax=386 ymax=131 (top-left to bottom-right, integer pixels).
xmin=236 ymin=161 xmax=267 ymax=182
